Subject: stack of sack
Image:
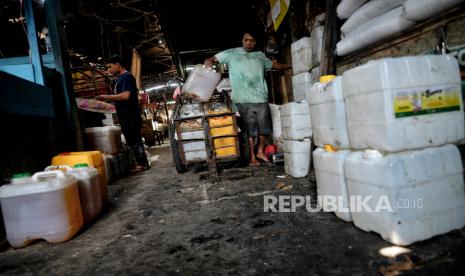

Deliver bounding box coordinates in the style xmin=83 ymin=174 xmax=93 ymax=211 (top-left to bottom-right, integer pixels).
xmin=336 ymin=0 xmax=465 ymax=56
xmin=309 ymin=54 xmax=465 ymax=245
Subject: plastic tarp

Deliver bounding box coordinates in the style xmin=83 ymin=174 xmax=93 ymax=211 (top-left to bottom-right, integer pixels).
xmin=337 ymin=0 xmax=368 ymax=19
xmin=336 ymin=7 xmax=415 ymax=56
xmin=404 ymin=0 xmax=465 ymax=21
xmin=341 ymin=0 xmax=406 ymax=36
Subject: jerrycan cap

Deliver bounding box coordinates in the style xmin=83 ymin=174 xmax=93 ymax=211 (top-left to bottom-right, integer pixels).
xmin=324 ymin=144 xmax=337 ymax=152
xmin=74 ymin=163 xmax=89 ymax=168
xmin=319 ymin=75 xmax=336 ymax=83
xmin=12 ymin=172 xmax=31 ymax=179
xmin=363 ymin=149 xmax=383 ymax=160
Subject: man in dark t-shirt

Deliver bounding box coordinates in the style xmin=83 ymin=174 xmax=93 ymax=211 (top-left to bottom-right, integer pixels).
xmin=97 ymin=55 xmax=149 ymax=172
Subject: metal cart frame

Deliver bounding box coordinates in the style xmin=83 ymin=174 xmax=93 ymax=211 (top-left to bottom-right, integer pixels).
xmin=169 ymin=91 xmax=241 ymax=177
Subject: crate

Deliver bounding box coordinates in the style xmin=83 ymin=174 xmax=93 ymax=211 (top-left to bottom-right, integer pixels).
xmin=213 ymin=137 xmax=239 ymax=158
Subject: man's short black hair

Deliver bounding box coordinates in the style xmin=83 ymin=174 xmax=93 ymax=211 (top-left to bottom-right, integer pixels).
xmin=243 ymin=30 xmax=258 ymax=40
xmin=243 ymin=28 xmax=263 ymax=46
xmin=109 ymin=55 xmax=126 ymax=68
xmin=243 ymin=29 xmax=260 ymax=40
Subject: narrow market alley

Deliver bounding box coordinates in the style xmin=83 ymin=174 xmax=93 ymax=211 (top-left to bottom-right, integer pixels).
xmin=2 ymin=0 xmax=465 ymax=275
xmin=1 ymin=144 xmax=464 ymax=275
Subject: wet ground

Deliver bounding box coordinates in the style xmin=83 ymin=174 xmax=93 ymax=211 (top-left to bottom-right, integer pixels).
xmin=0 ymin=144 xmax=464 ymax=275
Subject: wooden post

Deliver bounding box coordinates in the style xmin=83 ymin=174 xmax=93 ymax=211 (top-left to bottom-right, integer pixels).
xmin=289 ymin=0 xmax=308 ymax=42
xmin=321 ymin=0 xmax=338 ymax=75
xmin=24 ymin=0 xmax=44 ymax=85
xmin=45 ymin=0 xmax=84 ymax=150
xmin=280 ymin=75 xmax=288 ymax=104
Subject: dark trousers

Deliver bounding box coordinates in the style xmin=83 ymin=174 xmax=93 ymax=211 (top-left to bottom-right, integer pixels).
xmin=118 ymin=112 xmax=149 ymax=168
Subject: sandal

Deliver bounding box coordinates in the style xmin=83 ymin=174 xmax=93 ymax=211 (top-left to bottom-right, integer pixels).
xmin=256 ymin=156 xmax=270 ymax=163
xmin=249 ymin=161 xmax=260 ymax=167
xmin=130 ymin=165 xmax=148 ymax=173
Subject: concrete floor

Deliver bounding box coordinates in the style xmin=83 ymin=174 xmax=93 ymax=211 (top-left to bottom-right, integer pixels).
xmin=0 ymin=144 xmax=464 ymax=275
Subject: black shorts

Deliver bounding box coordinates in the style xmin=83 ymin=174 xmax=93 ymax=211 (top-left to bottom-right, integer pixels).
xmin=236 ymin=103 xmax=272 ymax=137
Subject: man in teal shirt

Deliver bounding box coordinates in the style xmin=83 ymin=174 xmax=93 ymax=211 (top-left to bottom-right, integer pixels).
xmin=205 ymin=31 xmax=290 ymax=166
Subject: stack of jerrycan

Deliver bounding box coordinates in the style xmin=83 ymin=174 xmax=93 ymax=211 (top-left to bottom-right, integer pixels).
xmin=52 ymin=151 xmax=109 ymax=205
xmin=0 ymin=171 xmax=83 ymax=248
xmin=103 ymin=143 xmax=135 ymax=184
xmin=291 ymin=37 xmax=313 ymax=102
xmin=45 ymin=164 xmax=102 ymax=225
xmin=86 ymin=126 xmax=134 ymax=184
xmin=342 ymin=55 xmax=465 ymax=245
xmin=291 ymin=27 xmax=325 ymax=103
xmin=281 ymin=102 xmax=312 ymax=178
xmin=307 ymin=75 xmax=352 ymax=222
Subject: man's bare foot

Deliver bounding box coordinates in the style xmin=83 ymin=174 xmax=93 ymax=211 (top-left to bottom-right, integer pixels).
xmin=255 ymin=153 xmax=269 ymax=162
xmin=249 ymin=159 xmax=260 ymax=166
xmin=130 ymin=165 xmax=148 ymax=173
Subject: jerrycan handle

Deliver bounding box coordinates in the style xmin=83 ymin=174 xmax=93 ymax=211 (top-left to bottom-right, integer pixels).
xmin=32 ymin=170 xmax=66 ymax=181
xmin=44 ymin=165 xmax=73 ymax=172
xmin=202 ymin=64 xmax=217 ymax=73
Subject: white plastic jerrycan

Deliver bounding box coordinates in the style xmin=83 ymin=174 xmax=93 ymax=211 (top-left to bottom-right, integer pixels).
xmin=46 ymin=164 xmax=102 ymax=224
xmin=182 ymin=64 xmax=221 ymax=102
xmin=313 ymin=146 xmax=352 ymax=222
xmin=344 ymin=144 xmax=465 ymax=245
xmin=0 ymin=171 xmax=83 ymax=248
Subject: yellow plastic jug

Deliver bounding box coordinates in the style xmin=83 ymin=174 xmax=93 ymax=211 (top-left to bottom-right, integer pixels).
xmin=52 ymin=151 xmax=108 ymax=204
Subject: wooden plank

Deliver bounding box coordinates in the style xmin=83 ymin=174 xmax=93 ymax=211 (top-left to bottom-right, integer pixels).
xmin=131 ymin=48 xmax=142 ymax=89
xmin=0 ymin=53 xmax=54 ymax=68
xmin=280 ymin=75 xmax=288 ymax=104
xmin=0 ymin=71 xmax=55 ymax=118
xmin=0 ymin=64 xmax=35 ymax=83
